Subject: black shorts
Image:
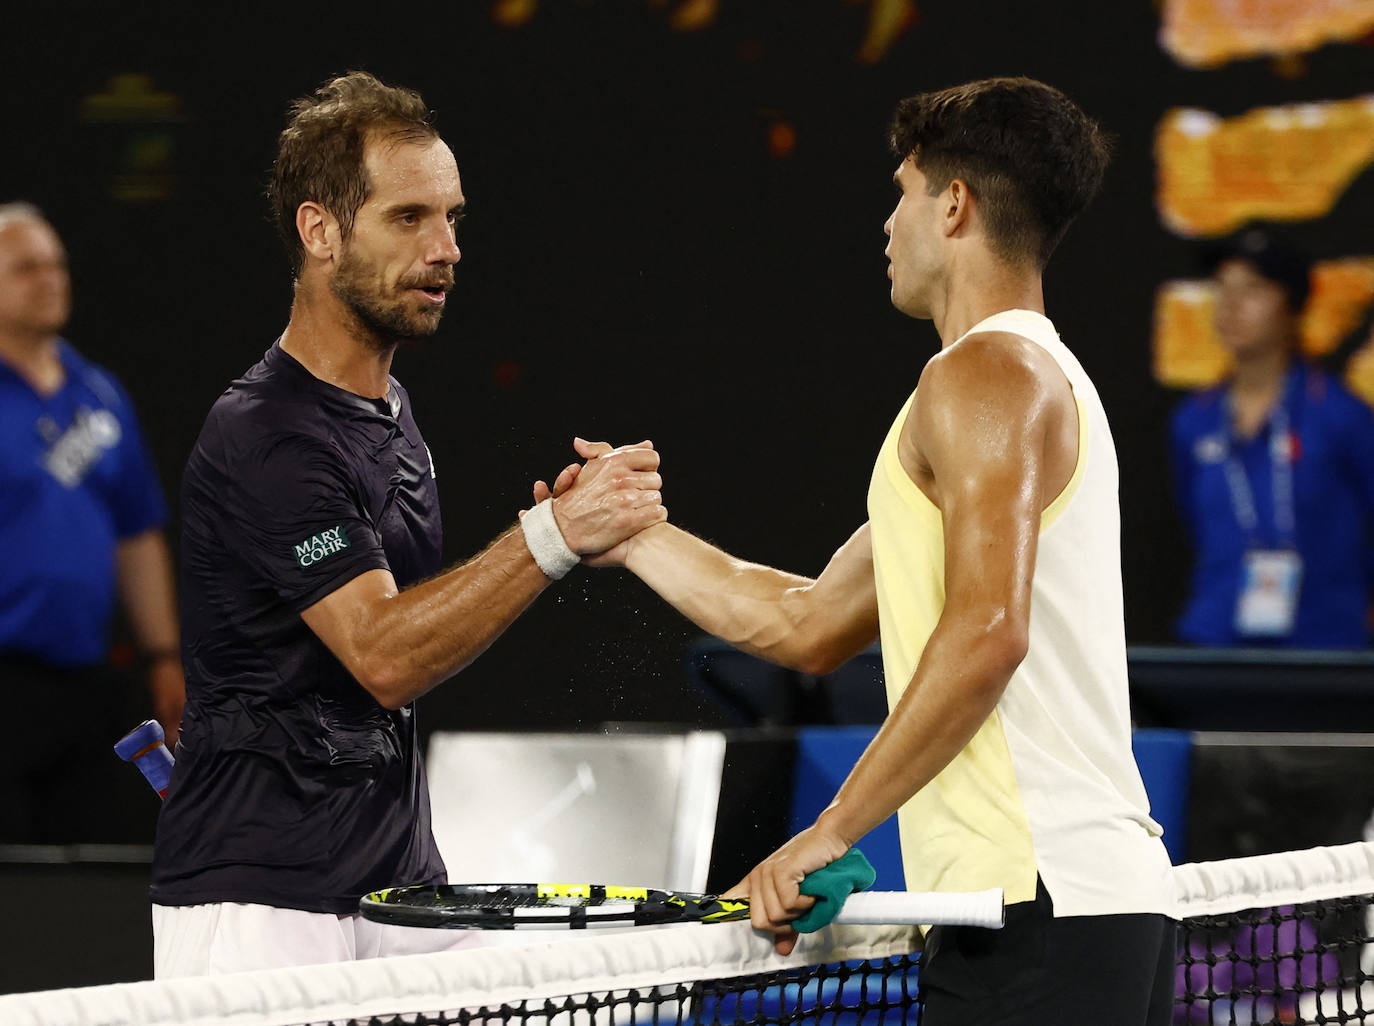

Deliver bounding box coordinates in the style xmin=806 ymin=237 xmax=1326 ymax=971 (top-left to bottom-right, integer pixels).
xmin=918 ymin=877 xmax=1178 ymax=1025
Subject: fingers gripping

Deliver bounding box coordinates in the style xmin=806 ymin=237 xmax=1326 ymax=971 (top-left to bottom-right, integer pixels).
xmin=550 ymin=439 xmax=665 ymax=553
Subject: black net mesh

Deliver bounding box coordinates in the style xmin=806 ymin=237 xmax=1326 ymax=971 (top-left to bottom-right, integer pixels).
xmin=1175 ymin=894 xmax=1374 ymax=1025
xmin=299 ymin=954 xmax=920 ymax=1026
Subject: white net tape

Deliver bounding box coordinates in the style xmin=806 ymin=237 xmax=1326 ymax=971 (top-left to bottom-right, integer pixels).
xmin=1174 ymin=839 xmax=1374 ymax=918
xmin=6 ymin=842 xmax=1374 ymax=1026
xmin=0 ymin=919 xmax=922 ymax=1026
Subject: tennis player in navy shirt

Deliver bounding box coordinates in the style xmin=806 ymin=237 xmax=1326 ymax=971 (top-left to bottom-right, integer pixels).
xmin=150 ymin=72 xmax=666 ymax=976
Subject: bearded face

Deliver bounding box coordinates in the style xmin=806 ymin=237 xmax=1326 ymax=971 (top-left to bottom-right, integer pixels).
xmin=330 ymin=240 xmax=453 ymax=346
xmin=324 ymin=136 xmax=464 ymax=348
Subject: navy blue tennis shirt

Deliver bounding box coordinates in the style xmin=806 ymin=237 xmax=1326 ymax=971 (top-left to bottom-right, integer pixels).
xmin=0 ymin=341 xmax=167 ymax=665
xmin=151 ymin=341 xmax=447 ymax=913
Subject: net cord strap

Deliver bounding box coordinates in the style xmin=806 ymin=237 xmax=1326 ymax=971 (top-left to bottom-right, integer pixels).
xmin=1173 ymin=838 xmax=1374 ymax=918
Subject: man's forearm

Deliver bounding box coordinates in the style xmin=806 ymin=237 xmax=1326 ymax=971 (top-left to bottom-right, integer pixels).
xmin=115 ymin=530 xmax=180 ymax=655
xmin=319 ymin=526 xmax=552 ymax=708
xmin=308 ymin=442 xmax=667 ymax=708
xmin=814 ymin=612 xmax=1026 ymax=846
xmin=622 ymin=523 xmax=823 ymax=671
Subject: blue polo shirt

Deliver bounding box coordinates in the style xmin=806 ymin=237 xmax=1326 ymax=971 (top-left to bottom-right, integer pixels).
xmin=0 ymin=342 xmax=167 ymax=666
xmin=1170 ymin=363 xmax=1374 ymax=648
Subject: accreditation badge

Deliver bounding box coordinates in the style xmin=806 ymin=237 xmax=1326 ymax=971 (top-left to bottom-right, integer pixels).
xmin=1234 ymin=549 xmax=1303 ymax=638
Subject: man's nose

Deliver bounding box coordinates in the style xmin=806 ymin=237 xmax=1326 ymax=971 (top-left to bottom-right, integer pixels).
xmin=428 ymin=227 xmax=461 ymax=265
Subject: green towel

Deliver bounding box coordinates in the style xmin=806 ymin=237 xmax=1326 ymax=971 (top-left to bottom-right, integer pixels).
xmin=792 ymin=847 xmax=876 ymax=933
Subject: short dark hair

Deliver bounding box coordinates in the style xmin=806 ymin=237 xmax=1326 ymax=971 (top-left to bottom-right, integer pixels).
xmin=889 ymin=77 xmax=1110 ymax=268
xmin=269 ymin=71 xmax=439 ymax=274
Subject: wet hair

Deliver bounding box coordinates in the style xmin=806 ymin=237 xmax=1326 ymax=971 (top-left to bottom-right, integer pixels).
xmin=889 ymin=77 xmax=1110 ymax=268
xmin=269 ymin=71 xmax=439 ymax=274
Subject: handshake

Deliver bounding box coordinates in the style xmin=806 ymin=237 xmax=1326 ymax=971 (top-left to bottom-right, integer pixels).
xmin=518 ymin=437 xmax=666 ymax=579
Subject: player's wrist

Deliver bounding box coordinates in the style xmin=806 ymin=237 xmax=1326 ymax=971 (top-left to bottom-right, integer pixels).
xmin=812 ymin=808 xmax=860 ymax=853
xmin=521 ymin=498 xmax=580 ymax=579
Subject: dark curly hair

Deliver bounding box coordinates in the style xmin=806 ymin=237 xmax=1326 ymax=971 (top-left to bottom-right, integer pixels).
xmin=269 ymin=71 xmax=438 ymax=275
xmin=889 ymin=77 xmax=1110 ymax=268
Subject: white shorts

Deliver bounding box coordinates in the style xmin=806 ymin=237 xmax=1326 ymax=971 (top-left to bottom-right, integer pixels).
xmin=152 ymin=901 xmax=489 ymax=978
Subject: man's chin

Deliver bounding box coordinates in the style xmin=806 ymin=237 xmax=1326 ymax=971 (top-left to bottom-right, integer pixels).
xmin=397 ymin=318 xmax=445 ymax=347
xmin=890 ymin=290 xmax=927 ymax=320
xmin=408 ymin=310 xmax=445 ymax=338
xmin=25 ymin=315 xmax=68 ymax=336
xmin=348 ymin=305 xmax=445 ymax=348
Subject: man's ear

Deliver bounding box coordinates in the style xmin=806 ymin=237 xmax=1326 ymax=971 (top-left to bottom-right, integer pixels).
xmin=296 ymin=202 xmax=341 ymax=264
xmin=943 ymin=178 xmax=974 ymax=238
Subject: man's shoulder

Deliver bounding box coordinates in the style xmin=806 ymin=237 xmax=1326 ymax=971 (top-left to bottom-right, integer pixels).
xmin=942 ymin=328 xmax=1061 ymax=371
xmin=1171 ymin=386 xmax=1224 ymax=433
xmin=921 ymin=330 xmax=1068 ymax=408
xmin=57 ymin=340 xmax=133 ymax=411
xmin=202 ymin=353 xmax=328 ymax=442
xmin=187 ymin=377 xmax=343 ymax=501
xmin=1302 ymin=367 xmax=1374 ymax=428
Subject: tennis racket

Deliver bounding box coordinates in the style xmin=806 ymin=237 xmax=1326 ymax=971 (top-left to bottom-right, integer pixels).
xmin=359 ymin=882 xmax=1004 ymax=930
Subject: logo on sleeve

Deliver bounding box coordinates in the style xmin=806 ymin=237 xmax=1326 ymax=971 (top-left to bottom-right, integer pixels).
xmin=294 ymin=525 xmax=350 ymax=568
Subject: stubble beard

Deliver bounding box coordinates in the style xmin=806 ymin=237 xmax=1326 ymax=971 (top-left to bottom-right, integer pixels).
xmin=330 ymin=249 xmax=444 ymax=349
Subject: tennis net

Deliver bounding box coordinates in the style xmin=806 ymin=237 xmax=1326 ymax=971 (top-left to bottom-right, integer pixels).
xmin=4 ymin=840 xmax=1373 ymax=1026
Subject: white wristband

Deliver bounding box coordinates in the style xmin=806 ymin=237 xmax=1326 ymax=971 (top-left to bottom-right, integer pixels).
xmin=521 ymin=499 xmax=580 ymax=580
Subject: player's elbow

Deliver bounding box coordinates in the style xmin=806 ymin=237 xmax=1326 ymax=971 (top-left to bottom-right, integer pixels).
xmin=979 ymin=620 xmax=1029 ymax=680
xmin=352 ymin=653 xmax=421 ymax=710
xmin=794 ymin=641 xmax=852 ymax=678
xmin=744 ymin=626 xmax=849 ymax=676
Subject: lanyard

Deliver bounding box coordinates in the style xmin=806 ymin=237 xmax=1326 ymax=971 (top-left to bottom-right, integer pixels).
xmin=1220 ymin=399 xmax=1295 ymax=543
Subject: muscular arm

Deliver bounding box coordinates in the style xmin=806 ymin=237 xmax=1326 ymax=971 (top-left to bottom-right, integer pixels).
xmin=734 ymin=333 xmax=1076 ymax=951
xmin=301 ymin=444 xmax=665 ymax=709
xmin=115 ymin=529 xmax=185 ymax=742
xmin=620 ymin=522 xmax=880 ymax=675
xmin=301 ymin=528 xmax=550 ymax=710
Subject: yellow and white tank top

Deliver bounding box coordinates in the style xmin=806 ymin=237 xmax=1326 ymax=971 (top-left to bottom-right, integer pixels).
xmin=867 ymin=309 xmax=1175 ymax=918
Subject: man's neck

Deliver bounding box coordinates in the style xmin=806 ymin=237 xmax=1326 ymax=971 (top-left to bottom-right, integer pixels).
xmin=932 ymin=256 xmax=1045 ymax=347
xmin=1229 ymin=345 xmax=1290 ymax=397
xmin=1225 ymin=346 xmax=1291 ymax=439
xmin=279 ymin=282 xmax=396 ymax=399
xmin=0 ymin=329 xmax=64 ymax=395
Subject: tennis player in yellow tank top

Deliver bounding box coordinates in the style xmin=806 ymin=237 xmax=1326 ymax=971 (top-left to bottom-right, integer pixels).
xmin=540 ymin=78 xmax=1177 ymax=1024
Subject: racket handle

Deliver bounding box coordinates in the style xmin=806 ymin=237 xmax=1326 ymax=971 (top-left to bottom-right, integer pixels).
xmin=114 ymin=719 xmax=174 ymax=799
xmin=833 ymin=888 xmax=1005 ymax=929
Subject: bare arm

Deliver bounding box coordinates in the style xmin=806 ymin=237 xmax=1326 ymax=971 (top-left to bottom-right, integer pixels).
xmin=544 ymin=439 xmax=879 ymax=674
xmin=621 ymin=522 xmax=880 ymax=675
xmin=301 ymin=443 xmax=666 ymax=709
xmin=115 ymin=529 xmax=185 ymax=744
xmin=732 ymin=333 xmax=1075 ymax=952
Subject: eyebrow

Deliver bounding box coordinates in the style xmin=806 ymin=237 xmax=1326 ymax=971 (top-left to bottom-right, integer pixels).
xmin=381 ymin=201 xmax=467 ymax=219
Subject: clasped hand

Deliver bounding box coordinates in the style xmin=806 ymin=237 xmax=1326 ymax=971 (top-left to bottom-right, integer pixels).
xmin=526 ymin=437 xmax=666 ymax=559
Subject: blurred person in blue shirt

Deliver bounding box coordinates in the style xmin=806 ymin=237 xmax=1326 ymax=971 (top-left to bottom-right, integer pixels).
xmin=1170 ymin=226 xmax=1374 ymax=648
xmin=0 ymin=203 xmax=184 ymax=841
